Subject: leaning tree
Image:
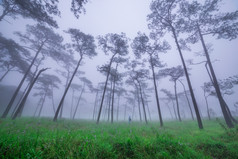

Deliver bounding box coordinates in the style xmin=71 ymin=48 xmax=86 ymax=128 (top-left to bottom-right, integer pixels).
xmin=158 ymin=66 xmax=184 ymax=121
xmin=1 ymin=24 xmax=63 ymax=118
xmin=131 ymin=32 xmax=170 ymax=127
xmin=96 ymin=33 xmax=129 ymax=124
xmin=53 ymin=29 xmax=97 ymax=121
xmin=179 ymin=0 xmax=238 ymax=128
xmin=147 ymin=0 xmax=203 ymax=129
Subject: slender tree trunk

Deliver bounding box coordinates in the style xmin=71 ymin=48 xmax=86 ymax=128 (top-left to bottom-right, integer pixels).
xmin=54 ymin=57 xmax=83 ymax=121
xmin=138 ymin=82 xmax=148 ymax=124
xmin=197 ymin=25 xmax=233 ymax=128
xmin=70 ymin=90 xmax=75 ymax=119
xmin=136 ymin=86 xmax=142 ymax=122
xmin=174 ymin=81 xmax=181 ymax=121
xmin=51 ymin=86 xmax=56 ymax=114
xmin=1 ymin=42 xmax=45 ymax=118
xmin=96 ymin=54 xmax=116 ymax=124
xmin=172 ymin=100 xmax=177 ymax=120
xmin=166 ymin=102 xmax=174 ymax=119
xmin=111 ymin=77 xmax=116 ymax=123
xmin=92 ymin=89 xmax=99 ymax=120
xmin=107 ymin=80 xmax=112 ymax=122
xmin=124 ymin=104 xmax=127 ymax=121
xmin=178 ymin=79 xmax=194 ymax=120
xmin=38 ymin=92 xmax=47 ymax=117
xmin=60 ymin=71 xmax=71 ymax=119
xmin=34 ymin=97 xmax=43 ymax=117
xmin=116 ymin=94 xmax=120 ymax=121
xmin=205 ymin=96 xmax=211 ymax=120
xmin=0 ymin=69 xmax=10 ymax=82
xmin=12 ymin=68 xmax=48 ymax=119
xmin=143 ymin=90 xmax=152 ymax=121
xmin=72 ymin=83 xmax=85 ymax=120
xmin=171 ymin=27 xmax=203 ymax=129
xmin=151 ymin=60 xmax=163 ymax=126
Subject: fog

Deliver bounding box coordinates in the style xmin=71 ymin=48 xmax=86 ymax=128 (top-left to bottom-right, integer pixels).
xmin=0 ymin=0 xmax=238 ymax=122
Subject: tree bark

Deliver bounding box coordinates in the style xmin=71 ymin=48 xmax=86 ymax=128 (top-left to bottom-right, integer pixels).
xmin=171 ymin=27 xmax=203 ymax=129
xmin=197 ymin=24 xmax=234 ymax=128
xmin=1 ymin=42 xmax=45 ymax=118
xmin=151 ymin=58 xmax=163 ymax=126
xmin=54 ymin=56 xmax=83 ymax=121
xmin=12 ymin=68 xmax=48 ymax=119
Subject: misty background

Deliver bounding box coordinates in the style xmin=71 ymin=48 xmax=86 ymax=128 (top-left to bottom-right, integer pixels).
xmin=0 ymin=0 xmax=238 ymax=121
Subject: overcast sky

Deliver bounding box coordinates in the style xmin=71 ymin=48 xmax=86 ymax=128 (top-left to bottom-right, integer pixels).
xmin=0 ymin=0 xmax=238 ymax=119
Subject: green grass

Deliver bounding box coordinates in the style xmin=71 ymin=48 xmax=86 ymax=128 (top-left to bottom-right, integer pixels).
xmin=0 ymin=118 xmax=237 ymax=159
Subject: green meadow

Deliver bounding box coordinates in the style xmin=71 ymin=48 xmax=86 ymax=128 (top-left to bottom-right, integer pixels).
xmin=0 ymin=118 xmax=237 ymax=159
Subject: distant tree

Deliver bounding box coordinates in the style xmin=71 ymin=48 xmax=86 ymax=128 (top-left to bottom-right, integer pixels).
xmin=148 ymin=0 xmax=203 ymax=129
xmin=54 ymin=29 xmax=97 ymax=121
xmin=179 ymin=0 xmax=238 ymax=128
xmin=116 ymin=87 xmax=126 ymax=121
xmin=31 ymin=73 xmax=61 ymax=117
xmin=161 ymin=88 xmax=177 ymax=120
xmin=70 ymin=83 xmax=82 ymax=118
xmin=96 ymin=33 xmax=129 ymax=124
xmin=159 ymin=66 xmax=184 ymax=121
xmin=1 ymin=24 xmax=63 ymax=118
xmin=126 ymin=69 xmax=149 ymax=124
xmin=178 ymin=79 xmax=194 ymax=120
xmin=0 ymin=35 xmax=30 ymax=82
xmin=12 ymin=68 xmax=49 ymax=119
xmin=132 ymin=32 xmax=170 ymax=127
xmin=72 ymin=77 xmax=93 ymax=119
xmin=202 ymin=82 xmax=213 ymax=120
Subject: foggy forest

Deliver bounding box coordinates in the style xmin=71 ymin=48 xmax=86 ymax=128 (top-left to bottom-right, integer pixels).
xmin=0 ymin=0 xmax=238 ymax=158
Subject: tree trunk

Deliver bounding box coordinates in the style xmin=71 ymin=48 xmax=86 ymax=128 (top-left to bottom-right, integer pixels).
xmin=72 ymin=83 xmax=85 ymax=120
xmin=171 ymin=27 xmax=203 ymax=129
xmin=174 ymin=81 xmax=181 ymax=121
xmin=92 ymin=89 xmax=99 ymax=120
xmin=136 ymin=86 xmax=142 ymax=122
xmin=107 ymin=80 xmax=112 ymax=122
xmin=0 ymin=69 xmax=10 ymax=82
xmin=60 ymin=71 xmax=71 ymax=119
xmin=151 ymin=59 xmax=163 ymax=126
xmin=54 ymin=56 xmax=82 ymax=121
xmin=116 ymin=94 xmax=120 ymax=121
xmin=34 ymin=97 xmax=43 ymax=117
xmin=70 ymin=89 xmax=75 ymax=119
xmin=111 ymin=77 xmax=116 ymax=123
xmin=12 ymin=68 xmax=48 ymax=119
xmin=197 ymin=25 xmax=233 ymax=128
xmin=51 ymin=86 xmax=56 ymax=114
xmin=96 ymin=54 xmax=116 ymax=124
xmin=178 ymin=79 xmax=194 ymax=120
xmin=138 ymin=82 xmax=148 ymax=124
xmin=1 ymin=42 xmax=45 ymax=118
xmin=38 ymin=91 xmax=47 ymax=117
xmin=172 ymin=100 xmax=177 ymax=120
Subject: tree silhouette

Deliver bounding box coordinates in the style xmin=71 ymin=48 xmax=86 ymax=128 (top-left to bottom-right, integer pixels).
xmin=179 ymin=0 xmax=238 ymax=128
xmin=161 ymin=88 xmax=177 ymax=120
xmin=0 ymin=35 xmax=30 ymax=82
xmin=96 ymin=33 xmax=129 ymax=124
xmin=1 ymin=24 xmax=63 ymax=118
xmin=54 ymin=29 xmax=97 ymax=121
xmin=159 ymin=66 xmax=184 ymax=121
xmin=12 ymin=68 xmax=49 ymax=119
xmin=132 ymin=32 xmax=169 ymax=127
xmin=148 ymin=0 xmax=203 ymax=129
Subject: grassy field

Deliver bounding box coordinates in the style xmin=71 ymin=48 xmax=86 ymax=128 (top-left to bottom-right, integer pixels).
xmin=0 ymin=118 xmax=237 ymax=159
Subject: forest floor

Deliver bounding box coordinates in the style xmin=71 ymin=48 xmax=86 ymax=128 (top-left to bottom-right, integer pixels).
xmin=0 ymin=118 xmax=238 ymax=159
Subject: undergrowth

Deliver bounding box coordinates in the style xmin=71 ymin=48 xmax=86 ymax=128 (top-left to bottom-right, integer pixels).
xmin=0 ymin=118 xmax=237 ymax=158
